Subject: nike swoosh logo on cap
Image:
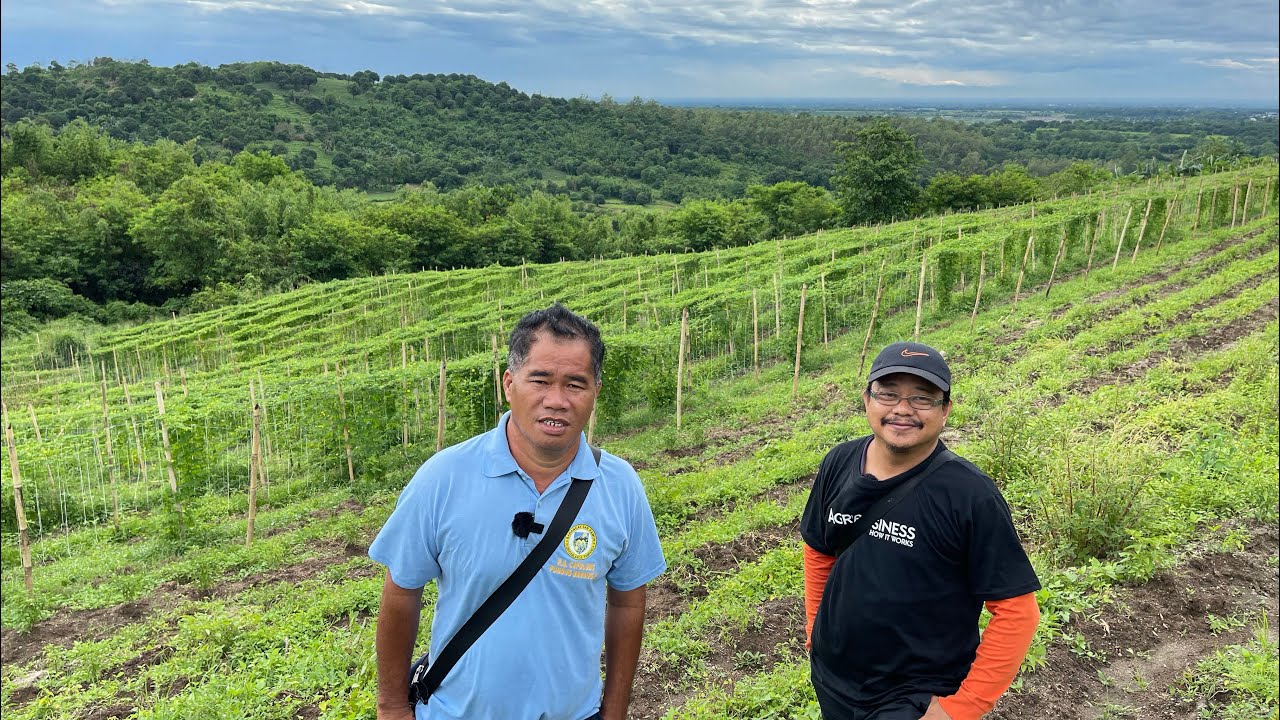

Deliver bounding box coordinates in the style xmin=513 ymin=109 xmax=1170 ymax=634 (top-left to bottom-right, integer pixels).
xmin=900 ymin=349 xmax=930 ymax=357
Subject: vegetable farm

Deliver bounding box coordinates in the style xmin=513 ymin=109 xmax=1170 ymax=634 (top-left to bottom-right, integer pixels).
xmin=2 ymin=167 xmax=1277 ymax=720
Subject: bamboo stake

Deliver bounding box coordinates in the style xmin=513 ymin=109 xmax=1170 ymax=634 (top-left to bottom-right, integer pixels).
xmin=1208 ymin=187 xmax=1218 ymax=228
xmin=1111 ymin=206 xmax=1133 ymax=271
xmin=1229 ymin=184 xmax=1240 ymax=227
xmin=154 ymin=382 xmax=184 ymax=522
xmin=676 ymin=308 xmax=689 ymax=430
xmin=1191 ymin=190 xmax=1203 ymax=231
xmin=1130 ymin=199 xmax=1154 ymax=262
xmin=436 ymin=355 xmax=447 ymax=452
xmin=1240 ymin=180 xmax=1253 ymax=224
xmin=1011 ymin=233 xmax=1034 ymax=313
xmin=1154 ymin=195 xmax=1178 ymax=256
xmin=772 ymin=273 xmax=781 ymax=337
xmin=820 ymin=271 xmax=829 ymax=345
xmin=752 ymin=289 xmax=760 ymax=380
xmin=859 ymin=258 xmax=888 ymax=375
xmin=245 ymin=400 xmax=262 ymax=546
xmin=969 ymin=252 xmax=986 ymax=332
xmin=100 ymin=368 xmax=120 ymax=530
xmin=1045 ymin=226 xmax=1069 ymax=297
xmin=792 ymin=284 xmax=807 ymax=401
xmin=913 ymin=249 xmax=927 ymax=343
xmin=1085 ymin=211 xmax=1104 ymax=280
xmin=3 ymin=404 xmax=34 ymax=590
xmin=1262 ymin=177 xmax=1273 ymax=217
xmin=336 ymin=376 xmax=356 ymax=483
xmin=492 ymin=335 xmax=502 ymax=425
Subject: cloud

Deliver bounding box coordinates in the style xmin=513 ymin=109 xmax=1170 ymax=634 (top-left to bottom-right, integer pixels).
xmin=1192 ymin=57 xmax=1274 ymax=71
xmin=2 ymin=0 xmax=1277 ymax=99
xmin=854 ymin=65 xmax=1005 ymax=87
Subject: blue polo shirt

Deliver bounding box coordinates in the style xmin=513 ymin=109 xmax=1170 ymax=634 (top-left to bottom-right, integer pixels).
xmin=369 ymin=412 xmax=667 ymax=720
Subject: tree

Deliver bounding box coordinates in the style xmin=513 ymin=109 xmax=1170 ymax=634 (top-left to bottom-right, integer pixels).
xmin=746 ymin=181 xmax=838 ymax=238
xmin=831 ymin=121 xmax=924 ymax=225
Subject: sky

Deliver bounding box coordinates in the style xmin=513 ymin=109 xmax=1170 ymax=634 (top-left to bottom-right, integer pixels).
xmin=2 ymin=0 xmax=1277 ymax=105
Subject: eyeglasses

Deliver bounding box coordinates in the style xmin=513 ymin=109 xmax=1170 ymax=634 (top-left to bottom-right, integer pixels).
xmin=868 ymin=389 xmax=946 ymax=410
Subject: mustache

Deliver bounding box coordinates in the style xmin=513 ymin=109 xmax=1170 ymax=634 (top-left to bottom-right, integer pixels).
xmin=879 ymin=416 xmax=923 ymax=428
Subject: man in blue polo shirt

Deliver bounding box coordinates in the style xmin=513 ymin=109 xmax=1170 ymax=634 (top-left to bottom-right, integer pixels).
xmin=371 ymin=303 xmax=666 ymax=720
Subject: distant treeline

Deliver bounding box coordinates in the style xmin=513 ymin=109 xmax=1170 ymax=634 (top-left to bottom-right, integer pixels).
xmin=2 ymin=59 xmax=1276 ymax=198
xmin=3 ymin=118 xmax=1271 ymax=338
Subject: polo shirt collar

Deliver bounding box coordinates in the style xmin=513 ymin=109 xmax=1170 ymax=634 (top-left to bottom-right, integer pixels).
xmin=485 ymin=411 xmax=601 ymax=481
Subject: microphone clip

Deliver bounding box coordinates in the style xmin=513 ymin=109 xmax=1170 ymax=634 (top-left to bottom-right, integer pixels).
xmin=512 ymin=511 xmax=544 ymax=539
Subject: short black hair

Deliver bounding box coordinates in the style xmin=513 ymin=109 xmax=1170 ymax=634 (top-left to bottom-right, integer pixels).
xmin=508 ymin=303 xmax=604 ymax=383
xmin=865 ymin=382 xmax=951 ymax=405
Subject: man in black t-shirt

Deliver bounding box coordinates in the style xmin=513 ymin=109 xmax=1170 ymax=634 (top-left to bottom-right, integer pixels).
xmin=801 ymin=342 xmax=1041 ymax=720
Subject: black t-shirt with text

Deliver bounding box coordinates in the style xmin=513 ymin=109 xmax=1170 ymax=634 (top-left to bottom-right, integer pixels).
xmin=800 ymin=437 xmax=1040 ymax=713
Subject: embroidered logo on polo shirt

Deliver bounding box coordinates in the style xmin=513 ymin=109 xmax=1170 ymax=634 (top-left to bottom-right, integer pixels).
xmin=564 ymin=523 xmax=597 ymax=559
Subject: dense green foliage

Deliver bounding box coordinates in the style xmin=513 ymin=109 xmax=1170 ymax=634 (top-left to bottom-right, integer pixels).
xmin=3 ymin=59 xmax=1276 ymax=196
xmin=832 ymin=120 xmax=925 ymax=224
xmin=12 ymin=121 xmax=1235 ymax=335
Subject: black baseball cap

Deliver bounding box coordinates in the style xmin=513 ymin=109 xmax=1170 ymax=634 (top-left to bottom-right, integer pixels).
xmin=867 ymin=341 xmax=951 ymax=391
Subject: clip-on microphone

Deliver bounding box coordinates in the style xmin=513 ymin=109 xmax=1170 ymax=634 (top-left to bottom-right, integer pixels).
xmin=512 ymin=511 xmax=544 ymax=539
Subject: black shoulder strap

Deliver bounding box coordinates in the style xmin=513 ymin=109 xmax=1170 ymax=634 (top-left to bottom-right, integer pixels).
xmin=409 ymin=445 xmax=602 ymax=703
xmin=832 ymin=448 xmax=956 ymax=558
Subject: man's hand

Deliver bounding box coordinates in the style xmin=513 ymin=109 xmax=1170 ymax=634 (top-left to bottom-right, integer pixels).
xmin=921 ymin=697 xmax=954 ymax=719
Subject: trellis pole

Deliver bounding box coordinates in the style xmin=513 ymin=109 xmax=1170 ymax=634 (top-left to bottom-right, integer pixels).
xmin=336 ymin=375 xmax=356 ymax=483
xmin=436 ymin=353 xmax=448 ymax=452
xmin=1240 ymin=180 xmax=1253 ymax=225
xmin=100 ymin=368 xmax=120 ymax=530
xmin=1012 ymin=233 xmax=1034 ymax=313
xmin=1085 ymin=210 xmax=1104 ymax=279
xmin=913 ymin=249 xmax=927 ymax=343
xmin=820 ymin=271 xmax=829 ymax=345
xmin=154 ymin=382 xmax=184 ymax=525
xmin=245 ymin=400 xmax=263 ymax=546
xmin=4 ymin=403 xmax=34 ymax=590
xmin=969 ymin=252 xmax=986 ymax=332
xmin=1046 ymin=226 xmax=1069 ymax=297
xmin=772 ymin=273 xmax=781 ymax=337
xmin=1154 ymin=195 xmax=1179 ymax=256
xmin=859 ymin=258 xmax=888 ymax=375
xmin=1111 ymin=205 xmax=1133 ymax=271
xmin=676 ymin=308 xmax=689 ymax=430
xmin=752 ymin=289 xmax=760 ymax=381
xmin=792 ymin=284 xmax=808 ymax=401
xmin=1129 ymin=199 xmax=1154 ymax=262
xmin=492 ymin=335 xmax=502 ymax=425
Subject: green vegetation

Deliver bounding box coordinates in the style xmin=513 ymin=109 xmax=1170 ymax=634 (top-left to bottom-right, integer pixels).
xmin=1 ymin=166 xmax=1276 ymax=718
xmin=1177 ymin=616 xmax=1279 ymax=720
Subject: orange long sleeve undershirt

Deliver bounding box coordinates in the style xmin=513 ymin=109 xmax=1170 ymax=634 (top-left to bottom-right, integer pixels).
xmin=803 ymin=543 xmax=1040 ymax=720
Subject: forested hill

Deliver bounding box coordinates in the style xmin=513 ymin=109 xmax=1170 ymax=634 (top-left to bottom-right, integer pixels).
xmin=3 ymin=59 xmax=1276 ymax=198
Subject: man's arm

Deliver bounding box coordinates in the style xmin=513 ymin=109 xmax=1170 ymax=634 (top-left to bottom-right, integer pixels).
xmin=600 ymin=584 xmax=647 ymax=720
xmin=930 ymin=591 xmax=1041 ymax=720
xmin=375 ymin=573 xmax=425 ymax=720
xmin=803 ymin=543 xmax=837 ymax=650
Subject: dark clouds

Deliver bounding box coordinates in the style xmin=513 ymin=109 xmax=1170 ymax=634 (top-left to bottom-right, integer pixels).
xmin=2 ymin=0 xmax=1276 ymax=102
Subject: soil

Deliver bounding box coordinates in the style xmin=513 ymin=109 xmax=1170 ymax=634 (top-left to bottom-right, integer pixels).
xmin=0 ymin=537 xmax=377 ymax=669
xmin=990 ymin=521 xmax=1280 ymax=720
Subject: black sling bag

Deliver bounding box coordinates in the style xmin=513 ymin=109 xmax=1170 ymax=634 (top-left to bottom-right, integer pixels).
xmin=407 ymin=446 xmax=601 ymax=704
xmin=830 ymin=447 xmax=957 ymax=558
